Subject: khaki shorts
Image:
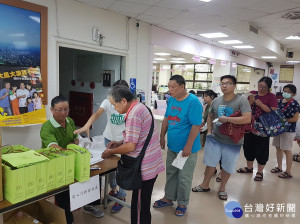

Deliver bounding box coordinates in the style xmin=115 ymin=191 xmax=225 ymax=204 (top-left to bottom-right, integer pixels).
xmin=272 ymin=132 xmax=296 ymax=150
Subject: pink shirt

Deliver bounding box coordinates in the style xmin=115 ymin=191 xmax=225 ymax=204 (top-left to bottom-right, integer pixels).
xmin=123 ymin=102 xmax=165 ymax=181
xmin=250 ymin=91 xmax=278 ymax=119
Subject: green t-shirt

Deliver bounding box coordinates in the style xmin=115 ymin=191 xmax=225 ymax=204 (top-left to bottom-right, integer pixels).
xmin=40 ymin=117 xmax=78 ymax=148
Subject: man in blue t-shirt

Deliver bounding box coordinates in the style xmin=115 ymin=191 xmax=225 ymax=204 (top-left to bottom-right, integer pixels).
xmin=153 ymin=75 xmax=203 ymax=217
xmin=0 ymin=82 xmax=12 ymax=116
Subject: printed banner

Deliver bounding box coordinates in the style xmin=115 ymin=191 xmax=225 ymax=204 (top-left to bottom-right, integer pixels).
xmin=0 ymin=3 xmax=46 ymax=126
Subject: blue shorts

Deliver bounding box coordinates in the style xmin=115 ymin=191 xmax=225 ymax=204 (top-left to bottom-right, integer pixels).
xmin=203 ymin=135 xmax=241 ymax=174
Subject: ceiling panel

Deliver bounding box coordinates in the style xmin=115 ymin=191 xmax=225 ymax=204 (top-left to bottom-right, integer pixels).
xmin=245 ymin=0 xmax=300 ymax=14
xmin=155 ymin=0 xmax=206 ymax=11
xmin=109 ymin=0 xmax=152 ymax=14
xmin=141 ymin=6 xmax=183 ymax=18
xmin=221 ymin=8 xmax=268 ymax=21
xmin=76 ymin=0 xmax=115 ymax=9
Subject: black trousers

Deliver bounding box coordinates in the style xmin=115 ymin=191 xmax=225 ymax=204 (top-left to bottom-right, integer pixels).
xmin=131 ymin=175 xmax=157 ymax=224
xmin=55 ymin=190 xmax=73 ymax=224
xmin=243 ymin=132 xmax=270 ymax=165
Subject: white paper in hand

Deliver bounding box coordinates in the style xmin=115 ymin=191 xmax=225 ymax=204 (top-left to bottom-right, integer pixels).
xmin=171 ymin=151 xmax=188 ymax=170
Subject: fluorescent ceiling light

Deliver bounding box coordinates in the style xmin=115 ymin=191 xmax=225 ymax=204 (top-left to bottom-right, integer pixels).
xmin=154 ymin=52 xmax=171 ymax=56
xmin=199 ymin=32 xmax=228 ymax=38
xmin=171 ymin=57 xmax=185 ymax=60
xmin=286 ymin=61 xmax=300 ymax=64
xmin=153 ymin=61 xmax=158 ymax=63
xmin=261 ymin=56 xmax=277 ymax=59
xmin=232 ymin=45 xmax=254 ymax=49
xmin=170 ymin=61 xmax=186 ymax=63
xmin=153 ymin=58 xmax=166 ymax=61
xmin=218 ymin=40 xmax=243 ymax=45
xmin=199 ymin=0 xmax=212 ymax=2
xmin=285 ymin=35 xmax=300 ymax=40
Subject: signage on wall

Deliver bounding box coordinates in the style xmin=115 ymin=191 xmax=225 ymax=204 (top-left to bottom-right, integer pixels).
xmin=0 ymin=2 xmax=47 ymax=126
xmin=209 ymin=58 xmax=216 ymax=65
xmin=162 ymin=65 xmax=171 ymax=69
xmin=130 ymin=78 xmax=136 ymax=94
xmin=221 ymin=61 xmax=227 ymax=66
xmin=192 ymin=55 xmax=201 ymax=62
xmin=270 ymin=68 xmax=274 ymax=74
xmin=232 ymin=63 xmax=237 ymax=68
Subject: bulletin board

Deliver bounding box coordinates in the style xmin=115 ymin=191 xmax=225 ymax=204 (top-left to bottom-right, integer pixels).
xmin=279 ymin=65 xmax=294 ymax=83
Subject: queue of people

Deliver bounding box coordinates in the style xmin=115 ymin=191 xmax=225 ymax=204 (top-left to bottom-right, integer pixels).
xmin=39 ymin=74 xmax=300 ymax=224
xmin=0 ymin=81 xmax=42 ymax=116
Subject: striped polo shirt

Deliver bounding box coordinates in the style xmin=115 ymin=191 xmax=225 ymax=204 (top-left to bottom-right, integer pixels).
xmin=124 ymin=102 xmax=165 ymax=181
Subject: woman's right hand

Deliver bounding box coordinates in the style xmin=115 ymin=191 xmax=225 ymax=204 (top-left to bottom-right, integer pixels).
xmin=73 ymin=126 xmax=90 ymax=138
xmin=107 ymin=141 xmax=122 ymax=149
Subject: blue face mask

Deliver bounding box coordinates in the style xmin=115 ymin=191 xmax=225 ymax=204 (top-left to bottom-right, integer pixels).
xmin=282 ymin=92 xmax=292 ymax=99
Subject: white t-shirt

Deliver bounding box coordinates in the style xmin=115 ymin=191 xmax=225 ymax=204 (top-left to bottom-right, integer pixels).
xmin=100 ymin=99 xmax=125 ymax=141
xmin=16 ymin=89 xmax=30 ymax=107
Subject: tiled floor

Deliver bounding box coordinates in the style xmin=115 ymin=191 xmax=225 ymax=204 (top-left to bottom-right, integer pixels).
xmin=73 ymin=139 xmax=300 ymax=224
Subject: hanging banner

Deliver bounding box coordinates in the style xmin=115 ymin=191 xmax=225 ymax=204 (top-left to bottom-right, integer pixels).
xmin=0 ymin=3 xmax=46 ymax=126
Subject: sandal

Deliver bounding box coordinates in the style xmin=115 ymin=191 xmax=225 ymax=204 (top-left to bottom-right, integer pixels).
xmin=278 ymin=172 xmax=293 ymax=179
xmin=218 ymin=191 xmax=228 ymax=201
xmin=192 ymin=185 xmax=210 ymax=192
xmin=254 ymin=172 xmax=263 ymax=181
xmin=293 ymin=155 xmax=300 ymax=162
xmin=271 ymin=167 xmax=282 ymax=173
xmin=216 ymin=172 xmax=221 ymax=182
xmin=153 ymin=199 xmax=174 ymax=208
xmin=175 ymin=206 xmax=187 ymax=216
xmin=237 ymin=167 xmax=253 ymax=173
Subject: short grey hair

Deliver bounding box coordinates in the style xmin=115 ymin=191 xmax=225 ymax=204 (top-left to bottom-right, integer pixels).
xmin=109 ymin=85 xmax=134 ymax=103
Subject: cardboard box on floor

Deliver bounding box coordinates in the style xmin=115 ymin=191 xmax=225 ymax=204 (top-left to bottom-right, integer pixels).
xmin=3 ymin=199 xmax=66 ymax=224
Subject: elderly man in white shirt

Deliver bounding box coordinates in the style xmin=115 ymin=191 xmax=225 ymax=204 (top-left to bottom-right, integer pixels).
xmin=16 ymin=82 xmax=30 ymax=114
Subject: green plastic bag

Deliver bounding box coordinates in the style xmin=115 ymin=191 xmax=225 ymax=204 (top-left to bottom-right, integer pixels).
xmin=47 ymin=153 xmax=66 ymax=188
xmin=24 ymin=165 xmax=37 ymax=199
xmin=3 ymin=164 xmax=25 ymax=204
xmin=36 ymin=161 xmax=47 ymax=195
xmin=2 ymin=150 xmax=49 ymax=168
xmin=67 ymin=144 xmax=91 ymax=182
xmin=59 ymin=149 xmax=75 ymax=185
xmin=1 ymin=145 xmax=31 ymax=154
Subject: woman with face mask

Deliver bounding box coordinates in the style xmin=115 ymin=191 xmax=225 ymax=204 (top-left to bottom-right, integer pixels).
xmin=271 ymin=84 xmax=299 ymax=178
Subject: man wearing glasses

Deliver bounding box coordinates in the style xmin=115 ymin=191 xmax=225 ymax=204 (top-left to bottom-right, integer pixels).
xmin=192 ymin=75 xmax=251 ymax=201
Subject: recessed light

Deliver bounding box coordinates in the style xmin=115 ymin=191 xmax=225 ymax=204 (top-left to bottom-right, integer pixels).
xmin=261 ymin=56 xmax=277 ymax=59
xmin=170 ymin=61 xmax=186 ymax=63
xmin=199 ymin=0 xmax=212 ymax=2
xmin=232 ymin=45 xmax=254 ymax=49
xmin=171 ymin=57 xmax=185 ymax=60
xmin=154 ymin=52 xmax=171 ymax=56
xmin=199 ymin=32 xmax=228 ymax=38
xmin=154 ymin=58 xmax=166 ymax=61
xmin=218 ymin=40 xmax=243 ymax=45
xmin=285 ymin=35 xmax=300 ymax=40
xmin=286 ymin=61 xmax=300 ymax=64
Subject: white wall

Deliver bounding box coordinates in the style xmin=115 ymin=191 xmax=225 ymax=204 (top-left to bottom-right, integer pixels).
xmin=2 ymin=0 xmax=152 ymax=148
xmin=268 ymin=63 xmax=300 ymax=101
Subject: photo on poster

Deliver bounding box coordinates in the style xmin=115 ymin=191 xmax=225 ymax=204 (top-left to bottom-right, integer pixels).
xmin=0 ymin=2 xmax=46 ymax=126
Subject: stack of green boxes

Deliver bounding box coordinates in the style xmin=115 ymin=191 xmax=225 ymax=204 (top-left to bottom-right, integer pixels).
xmin=1 ymin=145 xmax=49 ymax=203
xmin=1 ymin=144 xmax=91 ymax=204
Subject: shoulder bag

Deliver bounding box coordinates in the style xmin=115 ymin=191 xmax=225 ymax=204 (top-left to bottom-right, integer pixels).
xmin=116 ymin=106 xmax=154 ymax=190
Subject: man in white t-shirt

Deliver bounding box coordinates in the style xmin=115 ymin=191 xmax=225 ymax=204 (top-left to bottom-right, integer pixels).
xmin=16 ymin=82 xmax=30 ymax=114
xmin=74 ymin=80 xmax=129 ymax=214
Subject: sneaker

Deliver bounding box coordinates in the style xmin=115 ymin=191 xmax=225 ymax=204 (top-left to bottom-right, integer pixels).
xmin=104 ymin=190 xmax=118 ymax=204
xmin=111 ymin=198 xmax=125 ymax=214
xmin=83 ymin=205 xmax=104 ymax=218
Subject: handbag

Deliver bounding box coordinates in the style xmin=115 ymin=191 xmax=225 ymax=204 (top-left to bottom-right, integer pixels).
xmin=253 ymin=99 xmax=291 ymax=137
xmin=219 ymin=110 xmax=255 ymax=143
xmin=116 ymin=106 xmax=154 ymax=190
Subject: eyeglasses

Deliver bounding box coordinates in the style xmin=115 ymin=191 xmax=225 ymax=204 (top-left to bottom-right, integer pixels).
xmin=258 ymin=85 xmax=268 ymax=90
xmin=220 ymin=82 xmax=234 ymax=87
xmin=53 ymin=108 xmax=70 ymax=113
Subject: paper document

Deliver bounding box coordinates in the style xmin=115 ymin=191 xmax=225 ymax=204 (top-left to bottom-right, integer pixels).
xmin=171 ymin=151 xmax=188 ymax=170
